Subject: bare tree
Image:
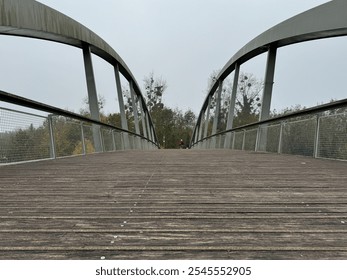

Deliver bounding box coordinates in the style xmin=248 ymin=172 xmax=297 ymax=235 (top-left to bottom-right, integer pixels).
xmin=143 ymin=72 xmax=167 ymax=112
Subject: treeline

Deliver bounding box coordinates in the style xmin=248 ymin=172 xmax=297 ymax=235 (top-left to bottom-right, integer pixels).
xmin=0 ymin=116 xmax=98 ymax=163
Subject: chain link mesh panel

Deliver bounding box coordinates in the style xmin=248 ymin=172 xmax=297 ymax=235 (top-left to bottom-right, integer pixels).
xmin=0 ymin=108 xmax=50 ymax=164
xmin=318 ymin=112 xmax=347 ymax=160
xmin=82 ymin=124 xmax=97 ymax=154
xmin=233 ymin=131 xmax=244 ymax=150
xmin=278 ymin=117 xmax=316 ymax=157
xmin=52 ymin=116 xmax=85 ymax=157
xmin=102 ymin=128 xmax=114 ymax=152
xmin=244 ymin=128 xmax=258 ymax=151
xmin=265 ymin=123 xmax=281 ymax=153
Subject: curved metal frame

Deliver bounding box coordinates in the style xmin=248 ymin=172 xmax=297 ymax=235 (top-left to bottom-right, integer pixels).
xmin=192 ymin=0 xmax=347 ymax=147
xmin=0 ymin=0 xmax=158 ymax=147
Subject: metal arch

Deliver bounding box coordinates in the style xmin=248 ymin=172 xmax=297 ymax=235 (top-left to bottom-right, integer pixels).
xmin=192 ymin=0 xmax=347 ymax=146
xmin=0 ymin=0 xmax=158 ymax=144
xmin=0 ymin=0 xmax=136 ymax=89
xmin=198 ymin=0 xmax=347 ymax=122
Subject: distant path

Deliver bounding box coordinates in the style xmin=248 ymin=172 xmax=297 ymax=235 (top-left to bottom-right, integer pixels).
xmin=0 ymin=150 xmax=346 ymax=259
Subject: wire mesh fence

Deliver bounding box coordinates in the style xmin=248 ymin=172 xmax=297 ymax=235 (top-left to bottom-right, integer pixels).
xmin=281 ymin=117 xmax=316 ymax=157
xmin=0 ymin=106 xmax=155 ymax=165
xmin=195 ymin=105 xmax=347 ymax=161
xmin=244 ymin=128 xmax=258 ymax=151
xmin=0 ymin=108 xmax=50 ymax=163
xmin=317 ymin=112 xmax=347 ymax=160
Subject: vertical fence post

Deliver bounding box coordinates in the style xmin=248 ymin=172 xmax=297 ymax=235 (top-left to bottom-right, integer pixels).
xmin=255 ymin=126 xmax=261 ymax=152
xmin=48 ymin=114 xmax=56 ymax=159
xmin=80 ymin=122 xmax=86 ymax=155
xmin=242 ymin=130 xmax=246 ymax=150
xmin=198 ymin=113 xmax=205 ymax=142
xmin=139 ymin=100 xmax=148 ymax=139
xmin=232 ymin=132 xmax=236 ymax=150
xmin=314 ymin=114 xmax=321 ymax=158
xmin=204 ymin=96 xmax=212 ymax=139
xmin=278 ymin=122 xmax=284 ymax=154
xmin=112 ymin=130 xmax=116 ymax=151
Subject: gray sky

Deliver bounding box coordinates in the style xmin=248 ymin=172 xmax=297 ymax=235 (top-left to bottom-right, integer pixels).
xmin=1 ymin=0 xmax=346 ymax=116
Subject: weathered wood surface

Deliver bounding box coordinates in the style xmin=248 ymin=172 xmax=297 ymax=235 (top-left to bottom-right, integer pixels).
xmin=0 ymin=149 xmax=346 ymax=259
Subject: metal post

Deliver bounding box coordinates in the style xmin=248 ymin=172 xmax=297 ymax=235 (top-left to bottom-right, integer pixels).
xmin=129 ymin=81 xmax=140 ymax=135
xmin=260 ymin=45 xmax=277 ymax=121
xmin=82 ymin=44 xmax=103 ymax=152
xmin=226 ymin=63 xmax=240 ymax=130
xmin=314 ymin=114 xmax=321 ymax=158
xmin=224 ymin=63 xmax=240 ymax=148
xmin=255 ymin=126 xmax=260 ymax=152
xmin=211 ymin=80 xmax=223 ymax=148
xmin=278 ymin=122 xmax=284 ymax=154
xmin=48 ymin=114 xmax=56 ymax=159
xmin=80 ymin=122 xmax=86 ymax=155
xmin=258 ymin=45 xmax=277 ymax=151
xmin=232 ymin=132 xmax=236 ymax=150
xmin=114 ymin=63 xmax=130 ymax=149
xmin=198 ymin=112 xmax=205 ymax=142
xmin=130 ymin=80 xmax=141 ymax=149
xmin=211 ymin=80 xmax=223 ymax=135
xmin=242 ymin=130 xmax=246 ymax=150
xmin=145 ymin=112 xmax=152 ymax=142
xmin=112 ymin=130 xmax=116 ymax=151
xmin=139 ymin=99 xmax=148 ymax=139
xmin=204 ymin=96 xmax=212 ymax=139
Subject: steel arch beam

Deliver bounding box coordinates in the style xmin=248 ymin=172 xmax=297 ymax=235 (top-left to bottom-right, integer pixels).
xmin=200 ymin=0 xmax=347 ymax=118
xmin=193 ymin=0 xmax=347 ymax=146
xmin=0 ymin=0 xmax=158 ymax=144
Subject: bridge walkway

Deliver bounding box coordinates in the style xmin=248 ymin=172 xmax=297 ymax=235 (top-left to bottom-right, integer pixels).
xmin=0 ymin=149 xmax=346 ymax=259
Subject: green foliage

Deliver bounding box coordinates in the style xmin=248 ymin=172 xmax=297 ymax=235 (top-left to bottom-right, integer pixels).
xmin=149 ymin=106 xmax=196 ymax=148
xmin=116 ymin=72 xmax=197 ymax=148
xmin=0 ymin=122 xmax=50 ymax=163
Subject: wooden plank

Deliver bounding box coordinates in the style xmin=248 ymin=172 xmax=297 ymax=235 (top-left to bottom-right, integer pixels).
xmin=0 ymin=149 xmax=346 ymax=259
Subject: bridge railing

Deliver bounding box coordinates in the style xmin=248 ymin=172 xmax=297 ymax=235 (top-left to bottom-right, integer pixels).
xmin=0 ymin=0 xmax=159 ymax=164
xmin=191 ymin=99 xmax=347 ymax=161
xmin=0 ymin=91 xmax=157 ymax=165
xmin=191 ymin=1 xmax=347 ymax=161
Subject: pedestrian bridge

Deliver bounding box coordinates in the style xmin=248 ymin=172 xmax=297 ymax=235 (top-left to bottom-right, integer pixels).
xmin=0 ymin=0 xmax=346 ymax=259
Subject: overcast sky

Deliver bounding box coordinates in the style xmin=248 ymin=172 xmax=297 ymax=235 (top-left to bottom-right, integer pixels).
xmin=1 ymin=0 xmax=346 ymax=116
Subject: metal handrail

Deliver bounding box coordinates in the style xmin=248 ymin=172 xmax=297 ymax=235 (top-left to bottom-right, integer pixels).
xmin=0 ymin=90 xmax=159 ymax=147
xmin=191 ymin=98 xmax=347 ymax=146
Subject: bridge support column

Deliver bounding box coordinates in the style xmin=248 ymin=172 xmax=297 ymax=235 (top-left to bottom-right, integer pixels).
xmin=198 ymin=113 xmax=205 ymax=143
xmin=257 ymin=45 xmax=277 ymax=151
xmin=130 ymin=80 xmax=141 ymax=149
xmin=138 ymin=100 xmax=148 ymax=139
xmin=224 ymin=63 xmax=240 ymax=148
xmin=114 ymin=63 xmax=130 ymax=149
xmin=48 ymin=114 xmax=56 ymax=158
xmin=211 ymin=80 xmax=223 ymax=148
xmin=82 ymin=44 xmax=103 ymax=152
xmin=145 ymin=111 xmax=153 ymax=143
xmin=203 ymin=96 xmax=212 ymax=148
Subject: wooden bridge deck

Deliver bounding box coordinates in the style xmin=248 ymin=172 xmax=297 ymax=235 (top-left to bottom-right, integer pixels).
xmin=0 ymin=149 xmax=346 ymax=260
